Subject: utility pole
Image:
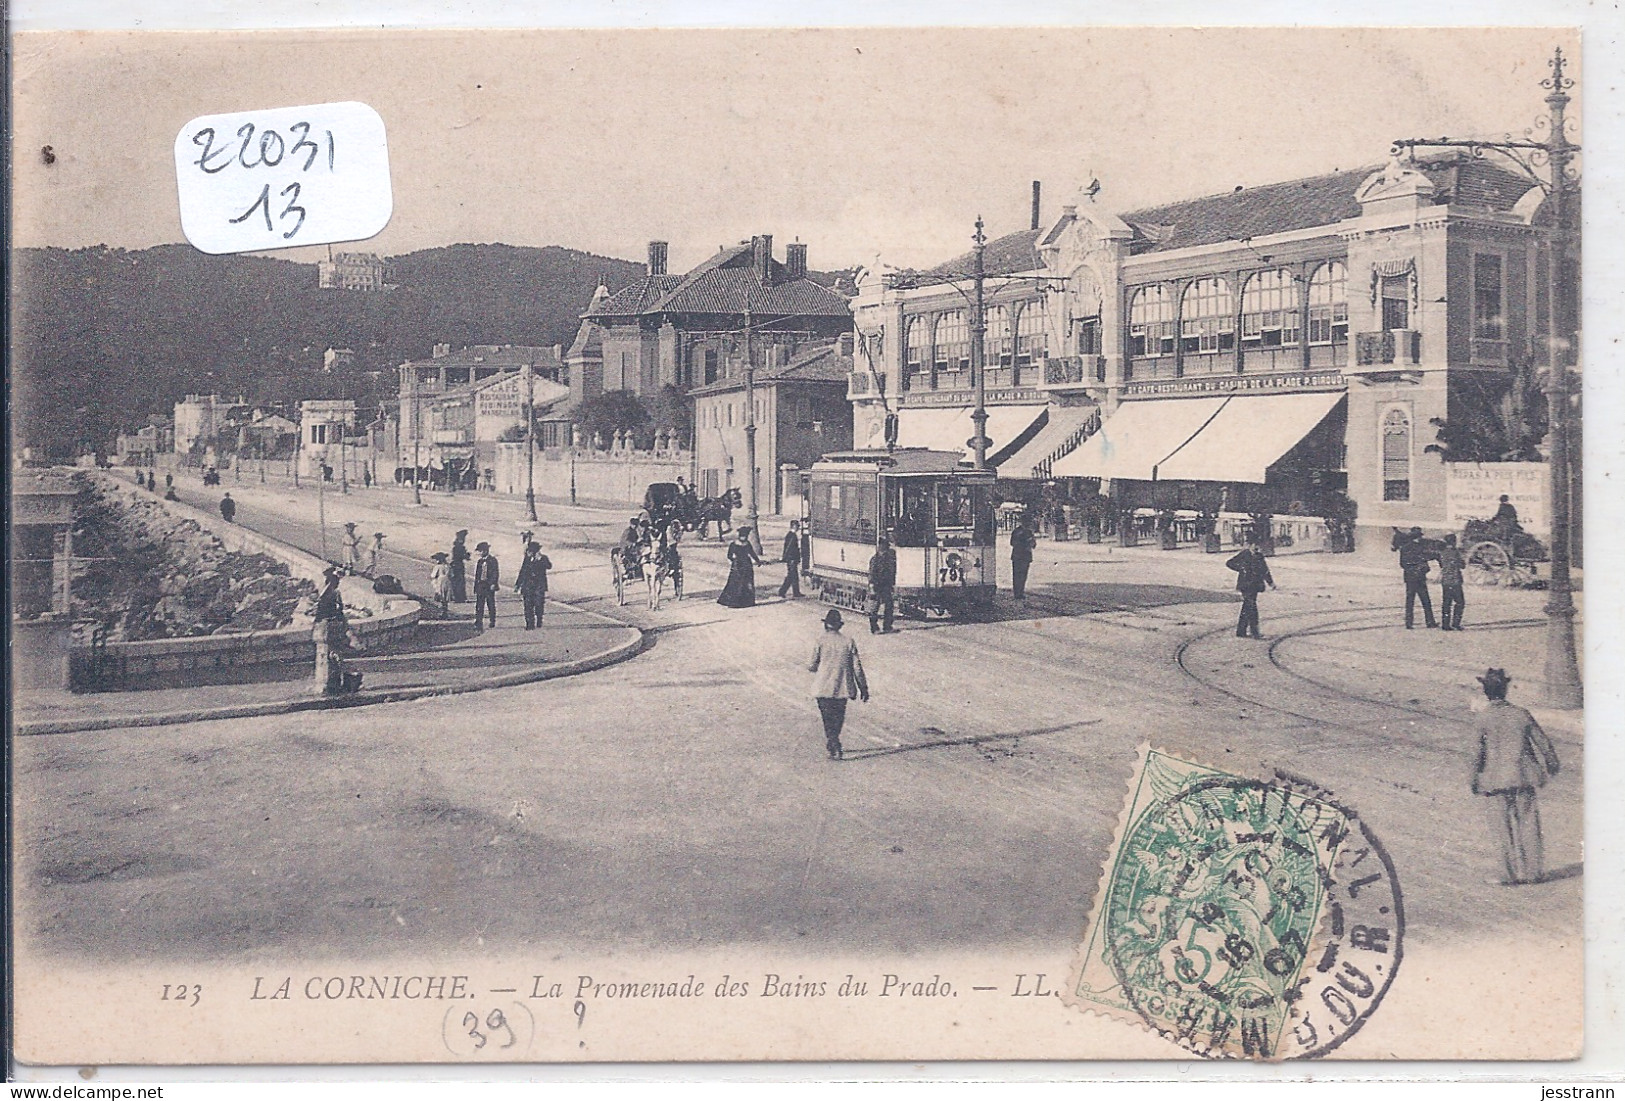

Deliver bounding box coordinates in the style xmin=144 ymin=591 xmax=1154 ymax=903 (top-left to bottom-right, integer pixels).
xmin=1392 ymin=45 xmax=1582 ymax=709
xmin=969 ymin=217 xmax=990 ymax=471
xmin=411 ymin=385 xmax=423 ymax=506
xmin=743 ymin=308 xmax=762 ymax=556
xmin=524 ymin=362 xmax=539 ymax=522
xmin=316 ymin=447 xmax=328 ymax=561
xmin=340 ymin=430 xmax=349 ymax=494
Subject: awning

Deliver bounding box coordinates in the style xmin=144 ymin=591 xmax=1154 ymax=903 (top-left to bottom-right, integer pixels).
xmin=1155 ymin=392 xmax=1345 ymax=483
xmin=895 ymin=404 xmax=1049 ymax=463
xmin=1050 ymin=397 xmax=1227 ymax=481
xmin=1050 ymin=391 xmax=1345 ymax=485
xmin=996 ymin=405 xmax=1102 ymax=479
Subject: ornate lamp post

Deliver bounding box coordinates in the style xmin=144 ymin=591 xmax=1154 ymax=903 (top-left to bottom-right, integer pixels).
xmin=1391 ymin=46 xmax=1582 ymax=709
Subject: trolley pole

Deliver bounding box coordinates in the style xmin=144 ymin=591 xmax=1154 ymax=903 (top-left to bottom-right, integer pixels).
xmin=524 ymin=362 xmax=539 ymax=523
xmin=743 ymin=308 xmax=763 ymax=556
xmin=969 ymin=217 xmax=990 ymax=471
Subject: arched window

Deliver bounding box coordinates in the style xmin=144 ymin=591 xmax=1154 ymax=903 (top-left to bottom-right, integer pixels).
xmin=1129 ymin=285 xmax=1175 ymax=357
xmin=1241 ymin=269 xmax=1300 ymax=347
xmin=903 ymin=316 xmax=926 ymax=390
xmin=983 ymin=306 xmax=1011 ymax=366
xmin=934 ymin=311 xmax=969 ymax=383
xmin=1014 ymin=303 xmax=1047 ymax=371
xmin=1308 ymin=262 xmax=1348 ymax=345
xmin=1382 ymin=406 xmax=1411 ymax=502
xmin=1180 ymin=277 xmax=1235 ymax=355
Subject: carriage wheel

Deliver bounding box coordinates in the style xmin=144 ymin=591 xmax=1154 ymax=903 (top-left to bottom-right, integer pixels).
xmin=1465 ymin=540 xmax=1510 ymax=586
xmin=611 ymin=553 xmax=626 ymax=606
xmin=1508 ymin=560 xmax=1538 ymax=588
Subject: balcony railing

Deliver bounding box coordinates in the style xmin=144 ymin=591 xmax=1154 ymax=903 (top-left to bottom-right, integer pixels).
xmin=1354 ymin=330 xmax=1421 ymax=367
xmin=1044 ymin=356 xmax=1103 ymax=386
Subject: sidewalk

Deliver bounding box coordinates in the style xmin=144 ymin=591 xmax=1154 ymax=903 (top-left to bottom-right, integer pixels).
xmin=16 ymin=478 xmax=646 ymax=735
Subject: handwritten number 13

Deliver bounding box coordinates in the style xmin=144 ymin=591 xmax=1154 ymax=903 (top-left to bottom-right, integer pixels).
xmin=229 ymin=182 xmax=307 ymax=239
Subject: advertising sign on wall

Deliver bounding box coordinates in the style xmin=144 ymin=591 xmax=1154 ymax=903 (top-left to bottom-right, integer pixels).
xmin=1446 ymin=462 xmax=1548 ymax=534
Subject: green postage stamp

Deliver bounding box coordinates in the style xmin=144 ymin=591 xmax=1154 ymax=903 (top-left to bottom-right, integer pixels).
xmin=1066 ymin=746 xmax=1405 ymax=1060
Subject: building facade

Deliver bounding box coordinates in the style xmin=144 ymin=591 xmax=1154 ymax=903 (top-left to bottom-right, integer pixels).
xmin=317 ymin=253 xmax=387 ymax=291
xmin=575 ymin=236 xmax=853 ymax=406
xmin=297 ymin=399 xmax=358 ymax=478
xmin=394 ymin=344 xmax=570 ymax=482
xmin=691 ymin=339 xmax=856 ymax=512
xmin=173 ymin=394 xmax=247 ymax=457
xmin=850 ymin=152 xmax=1556 ymax=540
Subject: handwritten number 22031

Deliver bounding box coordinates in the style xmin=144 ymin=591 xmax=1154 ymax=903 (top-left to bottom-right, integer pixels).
xmin=191 ymin=121 xmax=334 ymax=240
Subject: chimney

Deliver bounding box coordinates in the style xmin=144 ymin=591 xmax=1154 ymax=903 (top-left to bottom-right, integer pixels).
xmin=786 ymin=242 xmax=808 ymax=281
xmin=752 ymin=234 xmax=774 ymax=285
xmin=647 ymin=240 xmax=668 ymax=276
xmin=1031 ymin=181 xmax=1042 ymax=231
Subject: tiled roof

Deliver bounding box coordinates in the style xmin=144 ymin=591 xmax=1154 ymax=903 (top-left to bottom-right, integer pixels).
xmin=927 ymin=228 xmax=1045 ymax=277
xmin=688 ymin=342 xmax=853 ymax=396
xmin=1122 ymin=154 xmax=1538 ymax=253
xmin=584 ymin=275 xmax=684 ymax=318
xmin=403 ymin=344 xmax=562 ymax=370
xmin=585 ymin=243 xmax=851 ymax=321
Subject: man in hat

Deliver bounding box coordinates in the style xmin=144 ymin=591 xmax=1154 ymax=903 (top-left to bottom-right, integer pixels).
xmin=1438 ymin=533 xmax=1466 ymax=631
xmin=366 ymin=532 xmax=386 ymax=577
xmin=1226 ymin=539 xmax=1275 ymax=639
xmin=311 ymin=567 xmax=347 ymax=695
xmin=808 ymin=608 xmax=870 ymax=760
xmin=515 ymin=541 xmax=553 ymax=630
xmin=428 ymin=552 xmax=451 ymax=615
xmin=1398 ymin=526 xmax=1438 ymax=629
xmin=1009 ymin=514 xmax=1037 ymax=602
xmin=472 ymin=541 xmax=500 ymax=629
xmin=1472 ymin=668 xmax=1560 ymax=885
xmin=341 ymin=522 xmax=363 ymax=575
xmin=218 ymin=492 xmax=237 ymax=524
xmin=778 ymin=520 xmax=804 ymax=599
xmin=867 ymin=536 xmax=897 ymax=634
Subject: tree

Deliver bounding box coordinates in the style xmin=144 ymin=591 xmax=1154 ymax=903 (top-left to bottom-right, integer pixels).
xmin=644 ymin=383 xmax=694 ymax=444
xmin=1424 ymin=362 xmax=1548 ymax=463
xmin=574 ymin=389 xmax=649 ymax=448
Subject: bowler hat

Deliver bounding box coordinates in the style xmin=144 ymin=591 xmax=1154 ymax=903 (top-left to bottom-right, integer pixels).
xmin=823 ymin=608 xmax=844 ymax=629
xmin=1477 ymin=667 xmax=1512 ymax=690
xmin=475 ymin=541 xmax=490 ymax=552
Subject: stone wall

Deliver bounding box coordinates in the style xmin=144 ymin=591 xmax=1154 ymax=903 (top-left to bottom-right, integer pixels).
xmin=490 ymin=444 xmax=693 ymax=508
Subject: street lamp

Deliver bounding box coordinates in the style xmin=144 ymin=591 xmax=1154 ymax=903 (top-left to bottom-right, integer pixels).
xmin=1391 ymin=45 xmax=1582 ymax=709
xmin=884 ymin=217 xmax=1065 ymax=471
xmin=524 ymin=363 xmax=539 ymax=523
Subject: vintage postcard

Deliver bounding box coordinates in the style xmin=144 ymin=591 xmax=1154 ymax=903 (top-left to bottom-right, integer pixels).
xmin=8 ymin=25 xmax=1592 ymax=1067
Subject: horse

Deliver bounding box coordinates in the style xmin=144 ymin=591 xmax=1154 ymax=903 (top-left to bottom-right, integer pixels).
xmin=694 ymin=487 xmax=743 ymax=540
xmin=643 ymin=542 xmax=681 ymax=611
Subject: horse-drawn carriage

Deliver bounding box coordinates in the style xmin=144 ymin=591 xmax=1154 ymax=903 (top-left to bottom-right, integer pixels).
xmin=1461 ymin=518 xmax=1549 ymax=587
xmin=611 ymin=537 xmax=683 ymax=609
xmin=642 ymin=483 xmax=742 ymax=540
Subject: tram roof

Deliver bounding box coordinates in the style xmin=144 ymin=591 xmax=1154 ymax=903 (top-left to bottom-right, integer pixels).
xmin=811 ymin=448 xmax=990 ymax=476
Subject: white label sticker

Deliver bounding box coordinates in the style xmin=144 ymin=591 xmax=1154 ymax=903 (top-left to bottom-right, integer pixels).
xmin=173 ymin=101 xmax=392 ymax=255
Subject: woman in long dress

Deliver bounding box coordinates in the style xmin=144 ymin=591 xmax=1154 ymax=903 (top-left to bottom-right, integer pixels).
xmin=449 ymin=530 xmax=470 ymax=603
xmin=717 ymin=527 xmax=762 ymax=608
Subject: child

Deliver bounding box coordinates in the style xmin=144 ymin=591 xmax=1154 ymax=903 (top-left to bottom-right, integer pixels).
xmin=428 ymin=552 xmax=451 ymax=616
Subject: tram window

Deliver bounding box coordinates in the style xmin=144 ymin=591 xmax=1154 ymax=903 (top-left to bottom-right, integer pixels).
xmin=937 ymin=481 xmax=974 ymax=529
xmin=894 ymin=481 xmax=934 ymax=546
xmin=812 ymin=479 xmax=878 ymax=543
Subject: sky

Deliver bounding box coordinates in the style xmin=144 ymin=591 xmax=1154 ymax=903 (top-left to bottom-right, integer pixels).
xmin=11 ymin=26 xmax=1583 ymax=272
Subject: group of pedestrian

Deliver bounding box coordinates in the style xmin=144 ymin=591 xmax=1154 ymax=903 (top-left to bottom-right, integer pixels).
xmin=1392 ymin=525 xmax=1468 ymax=631
xmin=425 ymin=529 xmax=551 ymax=632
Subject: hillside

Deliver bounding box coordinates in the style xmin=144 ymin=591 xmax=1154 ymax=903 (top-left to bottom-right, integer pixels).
xmin=11 ymin=242 xmax=646 ymax=457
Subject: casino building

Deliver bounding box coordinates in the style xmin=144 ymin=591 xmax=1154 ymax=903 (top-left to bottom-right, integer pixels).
xmin=848 ymin=152 xmax=1561 ymax=546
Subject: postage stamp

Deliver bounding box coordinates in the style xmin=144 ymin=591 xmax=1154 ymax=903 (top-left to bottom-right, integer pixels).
xmin=1066 ymin=747 xmax=1405 ymax=1060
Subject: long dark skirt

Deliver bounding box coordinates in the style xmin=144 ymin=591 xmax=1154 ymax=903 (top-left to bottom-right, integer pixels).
xmin=449 ymin=563 xmax=468 ymax=603
xmin=717 ymin=561 xmax=756 ymax=608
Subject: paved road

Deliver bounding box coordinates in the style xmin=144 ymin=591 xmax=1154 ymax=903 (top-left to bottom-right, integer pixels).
xmin=12 ymin=472 xmax=1583 ymax=1056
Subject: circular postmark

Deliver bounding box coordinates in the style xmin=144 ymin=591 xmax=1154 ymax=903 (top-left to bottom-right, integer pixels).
xmin=1103 ymin=775 xmax=1404 ymax=1060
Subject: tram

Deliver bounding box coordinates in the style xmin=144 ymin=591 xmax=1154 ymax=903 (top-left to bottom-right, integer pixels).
xmin=803 ymin=448 xmax=998 ymax=618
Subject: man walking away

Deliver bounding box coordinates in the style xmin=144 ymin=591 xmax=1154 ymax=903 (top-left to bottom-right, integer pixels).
xmin=472 ymin=541 xmax=500 ymax=629
xmin=1471 ymin=668 xmax=1559 ymax=885
xmin=868 ymin=536 xmax=897 ymax=634
xmin=515 ymin=542 xmax=553 ymax=630
xmin=1439 ymin=533 xmax=1466 ymax=631
xmin=778 ymin=521 xmax=804 ymax=598
xmin=1010 ymin=515 xmax=1037 ymax=602
xmin=219 ymin=492 xmax=236 ymax=524
xmin=1226 ymin=539 xmax=1275 ymax=639
xmin=808 ymin=609 xmax=869 ymax=760
xmin=1398 ymin=526 xmax=1438 ymax=629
